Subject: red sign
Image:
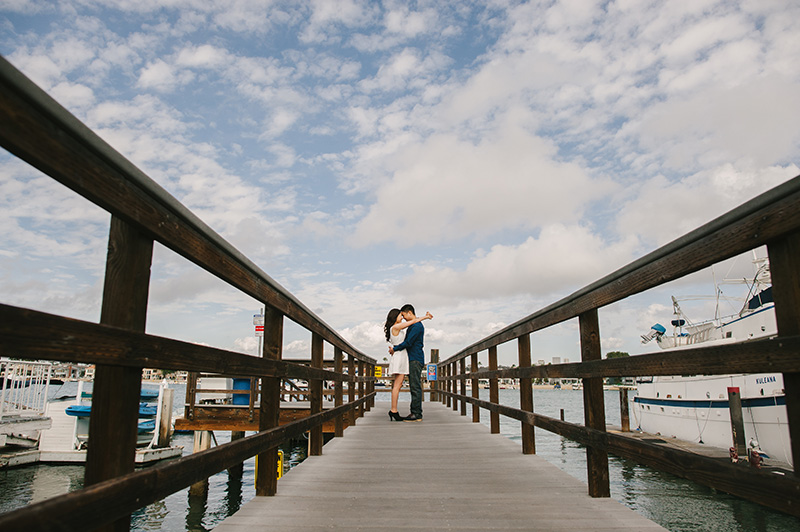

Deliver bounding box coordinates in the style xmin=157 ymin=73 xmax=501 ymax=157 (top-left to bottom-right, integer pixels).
xmin=255 ymin=326 xmax=264 ymax=332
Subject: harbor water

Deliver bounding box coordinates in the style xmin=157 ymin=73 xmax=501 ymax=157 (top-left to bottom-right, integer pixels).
xmin=1 ymin=384 xmax=798 ymax=531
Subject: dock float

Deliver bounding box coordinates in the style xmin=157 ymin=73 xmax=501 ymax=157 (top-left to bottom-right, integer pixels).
xmin=215 ymin=401 xmax=665 ymax=531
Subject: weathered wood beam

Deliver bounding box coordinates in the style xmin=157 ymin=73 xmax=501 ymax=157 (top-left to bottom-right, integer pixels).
xmin=438 ymin=335 xmax=800 ymax=380
xmin=0 ymin=304 xmax=353 ymax=382
xmin=518 ymin=334 xmax=535 ymax=455
xmin=579 ymin=309 xmax=610 ymax=498
xmin=86 ymin=216 xmax=152 ymax=532
xmin=256 ymin=305 xmax=283 ymax=496
xmin=0 ymin=56 xmax=373 ymax=365
xmin=441 ymin=173 xmax=800 ymax=366
xmin=488 ymin=346 xmax=500 ymax=434
xmin=768 ymin=230 xmax=800 ymax=474
xmin=309 ymin=333 xmax=324 ymax=456
xmin=0 ymin=394 xmax=375 ymax=532
xmin=440 ymin=390 xmax=800 ymax=517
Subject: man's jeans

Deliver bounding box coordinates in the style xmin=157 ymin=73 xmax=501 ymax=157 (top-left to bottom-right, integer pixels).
xmin=409 ymin=360 xmax=424 ymax=417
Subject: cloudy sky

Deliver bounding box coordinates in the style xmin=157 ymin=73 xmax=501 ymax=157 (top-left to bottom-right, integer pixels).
xmin=1 ymin=0 xmax=798 ymax=366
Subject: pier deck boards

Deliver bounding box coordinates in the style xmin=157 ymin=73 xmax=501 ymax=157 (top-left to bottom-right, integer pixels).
xmin=215 ymin=401 xmax=665 ymax=531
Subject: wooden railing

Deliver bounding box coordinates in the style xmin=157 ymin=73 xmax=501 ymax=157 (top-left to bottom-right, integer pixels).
xmin=0 ymin=55 xmax=376 ymax=531
xmin=437 ymin=174 xmax=800 ymax=517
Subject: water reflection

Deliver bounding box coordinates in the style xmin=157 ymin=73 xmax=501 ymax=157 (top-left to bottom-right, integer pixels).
xmin=185 ymin=490 xmax=208 ymax=532
xmin=3 ymin=387 xmax=799 ymax=531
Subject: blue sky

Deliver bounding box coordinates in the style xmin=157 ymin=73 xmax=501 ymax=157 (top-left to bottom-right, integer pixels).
xmin=1 ymin=0 xmax=799 ymax=366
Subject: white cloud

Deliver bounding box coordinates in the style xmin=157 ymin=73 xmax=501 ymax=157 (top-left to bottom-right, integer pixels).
xmin=137 ymin=59 xmax=194 ymax=92
xmin=626 ymin=75 xmax=800 ymax=170
xmin=397 ymin=224 xmax=639 ymax=304
xmin=614 ymin=164 xmax=799 ymax=249
xmin=299 ymin=0 xmax=374 ymax=44
xmin=233 ymin=336 xmax=259 ymax=354
xmin=350 ymin=117 xmax=613 ymax=247
xmin=175 ymin=43 xmax=229 ymax=68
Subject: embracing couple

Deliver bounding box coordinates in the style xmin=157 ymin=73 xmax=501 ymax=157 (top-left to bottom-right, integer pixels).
xmin=384 ymin=304 xmax=433 ymax=422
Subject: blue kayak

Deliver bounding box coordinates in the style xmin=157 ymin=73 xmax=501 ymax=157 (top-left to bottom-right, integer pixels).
xmin=81 ymin=388 xmax=160 ymax=401
xmin=137 ymin=419 xmax=156 ymax=433
xmin=66 ymin=402 xmax=157 ymax=418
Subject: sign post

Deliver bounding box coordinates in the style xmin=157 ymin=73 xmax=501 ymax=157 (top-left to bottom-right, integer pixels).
xmin=254 ymin=312 xmax=264 ymax=354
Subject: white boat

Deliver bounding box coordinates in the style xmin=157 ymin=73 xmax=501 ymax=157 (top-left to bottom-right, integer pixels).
xmin=634 ymin=255 xmax=791 ymax=466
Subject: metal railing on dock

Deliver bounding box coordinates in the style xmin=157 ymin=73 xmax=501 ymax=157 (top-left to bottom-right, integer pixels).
xmin=435 ymin=173 xmax=800 ymax=517
xmin=0 ymin=359 xmax=52 ymax=420
xmin=0 ymin=55 xmax=376 ymax=531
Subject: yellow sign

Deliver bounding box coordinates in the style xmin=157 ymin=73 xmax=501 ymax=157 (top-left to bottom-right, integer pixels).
xmin=375 ymin=366 xmax=383 ymax=378
xmin=254 ymin=449 xmax=284 ymax=482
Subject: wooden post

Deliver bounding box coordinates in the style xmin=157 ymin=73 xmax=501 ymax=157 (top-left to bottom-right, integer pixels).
xmin=445 ymin=364 xmax=451 ymax=407
xmin=460 ymin=358 xmax=467 ymax=416
xmin=518 ymin=334 xmax=535 ymax=455
xmin=579 ymin=309 xmax=610 ymax=498
xmin=310 ymin=333 xmax=324 ymax=456
xmin=186 ymin=372 xmax=198 ymax=421
xmin=560 ymin=409 xmax=565 ymax=421
xmin=156 ymin=387 xmax=174 ymax=448
xmin=256 ymin=305 xmax=283 ymax=496
xmin=334 ymin=348 xmax=344 ymax=437
xmin=228 ymin=431 xmax=245 ymax=477
xmin=366 ymin=363 xmax=373 ymax=410
xmin=471 ymin=353 xmax=480 ymax=423
xmin=189 ymin=431 xmax=212 ymax=496
xmin=620 ymin=388 xmax=630 ymax=432
xmin=768 ymin=233 xmax=800 ymax=474
xmin=728 ymin=387 xmax=747 ymax=458
xmin=86 ymin=216 xmax=152 ymax=532
xmin=489 ymin=346 xmax=500 ymax=434
xmin=358 ymin=361 xmax=365 ymax=418
xmin=452 ymin=363 xmax=459 ymax=412
xmin=430 ymin=349 xmax=439 ymax=402
xmin=348 ymin=355 xmax=356 ymax=426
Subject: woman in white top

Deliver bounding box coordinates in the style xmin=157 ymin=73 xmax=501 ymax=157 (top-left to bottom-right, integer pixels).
xmin=383 ymin=308 xmax=433 ymax=421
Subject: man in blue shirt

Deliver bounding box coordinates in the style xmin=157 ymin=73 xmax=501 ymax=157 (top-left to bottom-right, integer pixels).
xmin=389 ymin=304 xmax=425 ymax=421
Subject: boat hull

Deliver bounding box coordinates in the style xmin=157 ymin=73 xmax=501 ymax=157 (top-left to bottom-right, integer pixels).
xmin=632 ymin=373 xmax=790 ymax=465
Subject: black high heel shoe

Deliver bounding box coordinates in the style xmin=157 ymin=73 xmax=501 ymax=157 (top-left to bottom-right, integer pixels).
xmin=388 ymin=411 xmax=403 ymax=421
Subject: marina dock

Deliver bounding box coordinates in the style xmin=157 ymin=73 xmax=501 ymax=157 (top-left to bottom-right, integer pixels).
xmin=1 ymin=56 xmax=800 ymax=531
xmin=215 ymin=401 xmax=665 ymax=531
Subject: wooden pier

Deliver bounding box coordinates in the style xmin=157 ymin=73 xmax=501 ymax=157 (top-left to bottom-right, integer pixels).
xmin=2 ymin=54 xmax=800 ymax=531
xmin=215 ymin=401 xmax=665 ymax=532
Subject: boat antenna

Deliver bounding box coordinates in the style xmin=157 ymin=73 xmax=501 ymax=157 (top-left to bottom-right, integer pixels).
xmin=711 ymin=264 xmax=720 ymax=323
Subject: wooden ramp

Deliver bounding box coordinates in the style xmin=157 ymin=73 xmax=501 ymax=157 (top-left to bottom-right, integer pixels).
xmin=215 ymin=401 xmax=666 ymax=531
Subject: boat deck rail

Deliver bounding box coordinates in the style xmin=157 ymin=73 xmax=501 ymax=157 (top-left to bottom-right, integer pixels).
xmin=0 ymin=55 xmax=376 ymax=531
xmin=0 ymin=359 xmax=53 ymax=420
xmin=434 ymin=172 xmax=800 ymax=516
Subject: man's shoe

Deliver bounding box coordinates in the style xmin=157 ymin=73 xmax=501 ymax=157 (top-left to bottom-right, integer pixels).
xmin=404 ymin=414 xmax=423 ymax=422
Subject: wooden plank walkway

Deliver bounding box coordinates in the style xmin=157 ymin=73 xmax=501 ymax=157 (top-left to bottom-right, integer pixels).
xmin=215 ymin=401 xmax=666 ymax=531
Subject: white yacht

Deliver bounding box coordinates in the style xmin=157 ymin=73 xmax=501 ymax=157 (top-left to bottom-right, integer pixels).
xmin=634 ymin=256 xmax=791 ymax=466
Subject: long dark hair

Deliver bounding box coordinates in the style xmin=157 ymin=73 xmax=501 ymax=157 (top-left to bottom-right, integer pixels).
xmin=384 ymin=308 xmax=401 ymax=342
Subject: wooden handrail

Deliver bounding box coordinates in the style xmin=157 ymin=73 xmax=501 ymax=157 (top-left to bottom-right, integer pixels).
xmin=437 ymin=335 xmax=800 ymax=380
xmin=440 ymin=173 xmax=800 ymax=366
xmin=436 ymin=173 xmax=800 ymax=510
xmin=0 ymin=53 xmax=376 ymax=531
xmin=0 ymin=55 xmax=373 ymax=365
xmin=0 ymin=304 xmax=376 ymax=383
xmin=0 ymin=393 xmax=375 ymax=531
xmin=439 ymin=389 xmax=800 ymax=516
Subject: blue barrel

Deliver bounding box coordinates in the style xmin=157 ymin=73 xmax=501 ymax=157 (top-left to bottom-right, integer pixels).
xmin=232 ymin=378 xmax=251 ymax=405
